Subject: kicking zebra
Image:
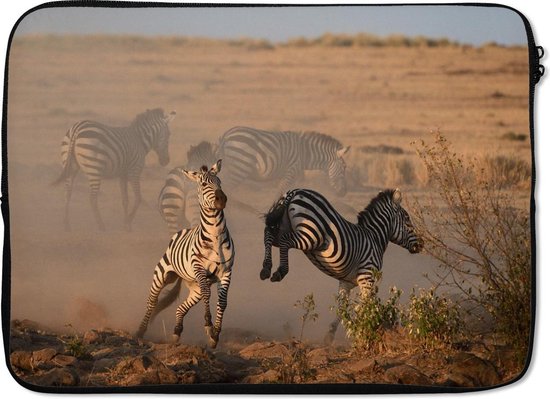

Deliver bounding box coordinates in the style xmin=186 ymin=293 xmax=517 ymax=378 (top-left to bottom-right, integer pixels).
xmin=218 ymin=126 xmax=350 ymax=196
xmin=158 ymin=141 xmax=218 ymax=233
xmin=54 ymin=108 xmax=176 ymax=231
xmin=137 ymin=160 xmax=234 ymax=348
xmin=261 ymin=188 xmax=423 ymax=343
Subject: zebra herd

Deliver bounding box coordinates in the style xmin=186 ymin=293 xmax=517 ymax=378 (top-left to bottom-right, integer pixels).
xmin=55 ymin=109 xmax=424 ymax=347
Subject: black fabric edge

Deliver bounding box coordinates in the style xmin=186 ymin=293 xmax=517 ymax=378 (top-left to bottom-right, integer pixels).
xmin=1 ymin=1 xmax=540 ymax=394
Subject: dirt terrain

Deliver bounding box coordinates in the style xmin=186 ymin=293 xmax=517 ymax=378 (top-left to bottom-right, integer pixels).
xmin=10 ymin=319 xmax=517 ymax=388
xmin=5 ymin=35 xmax=530 ymax=387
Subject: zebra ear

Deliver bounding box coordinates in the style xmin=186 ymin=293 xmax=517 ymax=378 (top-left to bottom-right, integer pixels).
xmin=164 ymin=111 xmax=176 ymax=124
xmin=210 ymin=159 xmax=222 ymax=175
xmin=182 ymin=169 xmax=200 ymax=182
xmin=337 ymin=146 xmax=351 ymax=158
xmin=392 ymin=188 xmax=402 ymax=204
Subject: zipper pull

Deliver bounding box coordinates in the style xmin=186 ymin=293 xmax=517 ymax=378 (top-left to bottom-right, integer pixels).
xmin=534 ymin=46 xmax=545 ymax=84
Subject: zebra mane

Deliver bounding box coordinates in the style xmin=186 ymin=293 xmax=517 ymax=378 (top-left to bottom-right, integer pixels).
xmin=132 ymin=108 xmax=165 ymax=127
xmin=357 ymin=189 xmax=396 ymax=225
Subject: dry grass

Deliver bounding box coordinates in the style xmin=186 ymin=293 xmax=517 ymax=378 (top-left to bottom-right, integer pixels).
xmin=6 ymin=34 xmax=530 ymax=345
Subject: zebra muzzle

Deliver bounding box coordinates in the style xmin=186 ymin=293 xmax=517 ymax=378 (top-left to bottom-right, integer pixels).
xmin=214 ymin=189 xmax=227 ymax=210
xmin=410 ymin=237 xmax=424 ymax=254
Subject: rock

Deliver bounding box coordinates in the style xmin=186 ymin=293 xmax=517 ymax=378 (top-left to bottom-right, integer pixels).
xmin=347 ymin=358 xmax=378 ymax=373
xmin=113 ymin=355 xmax=178 ymax=385
xmin=445 ymin=353 xmax=500 ymax=387
xmin=52 ymin=354 xmax=78 ymax=367
xmin=92 ymin=358 xmax=118 ymax=373
xmin=32 ymin=348 xmax=57 ymax=364
xmin=239 ymin=342 xmax=290 ymax=360
xmin=10 ymin=351 xmax=34 ymax=371
xmin=32 ymin=368 xmax=80 ymax=387
xmin=180 ymin=370 xmax=198 ymax=384
xmin=384 ymin=364 xmax=433 ymax=386
xmin=307 ymin=347 xmax=331 ymax=366
xmin=83 ymin=330 xmax=102 ymax=345
xmin=91 ymin=347 xmax=114 ymax=360
xmin=242 ymin=369 xmax=280 ymax=384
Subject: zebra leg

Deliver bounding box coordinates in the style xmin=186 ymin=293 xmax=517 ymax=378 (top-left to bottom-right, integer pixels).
xmin=136 ymin=261 xmax=174 ymax=338
xmin=89 ymin=178 xmax=106 ymax=231
xmin=119 ymin=177 xmax=129 ymax=230
xmin=193 ymin=265 xmax=215 ymax=339
xmin=209 ymin=270 xmax=232 ymax=348
xmin=260 ymin=226 xmax=275 ymax=280
xmin=271 ymin=231 xmax=318 ymax=282
xmin=126 ymin=176 xmax=142 ymax=230
xmin=324 ymin=280 xmax=354 ymax=345
xmin=63 ymin=174 xmax=77 ymax=231
xmin=357 ymin=270 xmax=376 ymax=297
xmin=172 ymin=283 xmax=201 ymax=343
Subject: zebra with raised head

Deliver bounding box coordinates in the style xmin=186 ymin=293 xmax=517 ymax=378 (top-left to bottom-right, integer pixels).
xmin=137 ymin=160 xmax=234 ymax=348
xmin=158 ymin=141 xmax=218 ymax=233
xmin=218 ymin=126 xmax=350 ymax=196
xmin=261 ymin=188 xmax=423 ymax=343
xmin=55 ymin=108 xmax=176 ymax=231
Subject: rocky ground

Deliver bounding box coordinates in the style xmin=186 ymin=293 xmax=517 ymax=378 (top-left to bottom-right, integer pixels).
xmin=8 ymin=319 xmax=521 ymax=390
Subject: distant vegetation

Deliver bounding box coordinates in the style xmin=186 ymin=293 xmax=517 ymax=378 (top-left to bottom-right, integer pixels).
xmin=14 ymin=32 xmax=525 ymax=51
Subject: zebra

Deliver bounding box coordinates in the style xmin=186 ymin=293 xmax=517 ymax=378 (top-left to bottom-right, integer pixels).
xmin=158 ymin=141 xmax=218 ymax=233
xmin=54 ymin=108 xmax=175 ymax=231
xmin=218 ymin=126 xmax=350 ymax=197
xmin=137 ymin=160 xmax=234 ymax=348
xmin=261 ymin=188 xmax=423 ymax=343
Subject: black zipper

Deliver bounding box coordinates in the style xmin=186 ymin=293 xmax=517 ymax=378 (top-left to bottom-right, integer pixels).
xmin=0 ymin=1 xmax=546 ymax=395
xmin=534 ymin=46 xmax=545 ymax=84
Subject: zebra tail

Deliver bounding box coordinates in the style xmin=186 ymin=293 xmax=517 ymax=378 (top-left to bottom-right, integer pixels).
xmin=264 ymin=198 xmax=287 ymax=230
xmin=52 ymin=162 xmax=77 ymax=186
xmin=52 ymin=130 xmax=79 ymax=186
xmin=150 ymin=278 xmax=183 ymax=322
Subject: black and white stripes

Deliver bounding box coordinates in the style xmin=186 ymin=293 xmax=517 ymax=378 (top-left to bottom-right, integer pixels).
xmin=137 ymin=160 xmax=234 ymax=348
xmin=261 ymin=188 xmax=423 ymax=342
xmin=158 ymin=141 xmax=218 ymax=232
xmin=56 ymin=108 xmax=175 ymax=231
xmin=218 ymin=126 xmax=350 ymax=196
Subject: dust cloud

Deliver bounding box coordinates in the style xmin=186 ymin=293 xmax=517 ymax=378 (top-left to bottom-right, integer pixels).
xmin=8 ymin=160 xmax=436 ymax=345
xmin=6 ymin=35 xmax=527 ymax=347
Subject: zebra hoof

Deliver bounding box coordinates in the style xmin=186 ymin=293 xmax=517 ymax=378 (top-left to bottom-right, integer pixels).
xmin=207 ymin=336 xmax=218 ymax=349
xmin=270 ymin=271 xmax=283 ymax=282
xmin=205 ymin=326 xmax=219 ymax=348
xmin=260 ymin=268 xmax=271 ymax=280
xmin=170 ymin=334 xmax=181 ymax=343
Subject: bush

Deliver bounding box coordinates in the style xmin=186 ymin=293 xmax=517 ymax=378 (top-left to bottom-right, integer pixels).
xmin=404 ymin=288 xmax=462 ymax=350
xmin=478 ymin=154 xmax=531 ymax=189
xmin=337 ymin=279 xmax=402 ymax=352
xmin=412 ymin=132 xmax=531 ymax=364
xmin=267 ymin=293 xmax=318 ymax=383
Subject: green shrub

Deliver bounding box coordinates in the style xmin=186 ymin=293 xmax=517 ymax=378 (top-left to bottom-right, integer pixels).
xmin=405 ymin=288 xmax=462 ymax=350
xmin=337 ymin=281 xmax=402 ymax=352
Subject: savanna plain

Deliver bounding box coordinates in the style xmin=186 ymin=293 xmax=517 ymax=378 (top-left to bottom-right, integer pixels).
xmin=6 ymin=34 xmax=531 ymax=387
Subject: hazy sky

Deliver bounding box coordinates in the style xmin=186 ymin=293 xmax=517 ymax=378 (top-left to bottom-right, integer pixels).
xmin=14 ymin=4 xmax=528 ymax=46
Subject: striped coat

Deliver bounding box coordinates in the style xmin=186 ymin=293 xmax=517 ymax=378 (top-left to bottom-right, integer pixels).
xmin=158 ymin=141 xmax=218 ymax=232
xmin=218 ymin=126 xmax=350 ymax=196
xmin=262 ymin=188 xmax=423 ymax=342
xmin=55 ymin=108 xmax=175 ymax=230
xmin=137 ymin=160 xmax=234 ymax=348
